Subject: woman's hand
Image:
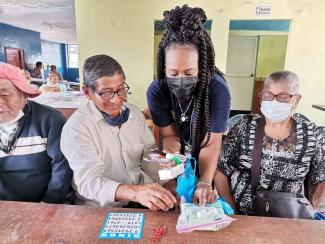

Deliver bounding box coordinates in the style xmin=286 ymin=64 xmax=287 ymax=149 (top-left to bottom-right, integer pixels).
xmin=192 ymin=184 xmax=218 ymax=206
xmin=311 ymin=183 xmax=325 ymax=208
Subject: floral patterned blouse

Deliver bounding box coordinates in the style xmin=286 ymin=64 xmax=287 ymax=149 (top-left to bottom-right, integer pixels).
xmin=218 ymin=115 xmax=325 ymax=215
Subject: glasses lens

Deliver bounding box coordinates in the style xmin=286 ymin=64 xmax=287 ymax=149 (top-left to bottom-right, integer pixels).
xmin=261 ymin=92 xmax=274 ymax=101
xmin=101 ymin=91 xmax=114 ymax=100
xmin=277 ymin=94 xmax=292 ymax=103
xmin=117 ymin=88 xmax=127 ymax=96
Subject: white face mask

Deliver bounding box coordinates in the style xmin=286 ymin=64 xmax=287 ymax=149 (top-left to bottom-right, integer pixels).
xmin=0 ymin=110 xmax=24 ymax=149
xmin=260 ymin=100 xmax=293 ymax=123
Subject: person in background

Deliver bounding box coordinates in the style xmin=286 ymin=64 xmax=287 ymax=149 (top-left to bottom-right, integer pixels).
xmin=0 ymin=62 xmax=72 ymax=203
xmin=21 ymin=69 xmax=31 ymax=83
xmin=40 ymin=67 xmax=67 ymax=92
xmin=61 ymin=54 xmax=176 ymax=210
xmin=22 ymin=69 xmax=40 ymax=90
xmin=215 ymin=71 xmax=325 ymax=215
xmin=48 ymin=65 xmax=63 ymax=81
xmin=30 ymin=61 xmax=43 ymax=79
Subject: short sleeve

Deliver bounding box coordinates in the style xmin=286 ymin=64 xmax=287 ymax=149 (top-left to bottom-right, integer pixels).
xmin=146 ymin=80 xmax=174 ymax=127
xmin=209 ymin=75 xmax=231 ymax=133
xmin=310 ymin=127 xmax=325 ymax=184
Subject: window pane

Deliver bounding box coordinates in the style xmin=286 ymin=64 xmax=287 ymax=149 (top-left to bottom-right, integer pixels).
xmin=68 ymin=44 xmax=79 ymax=68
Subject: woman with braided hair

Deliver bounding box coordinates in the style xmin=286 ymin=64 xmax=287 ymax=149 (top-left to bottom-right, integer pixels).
xmin=147 ymin=5 xmax=231 ymax=205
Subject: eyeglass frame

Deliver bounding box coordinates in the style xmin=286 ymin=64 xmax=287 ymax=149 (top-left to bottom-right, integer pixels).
xmin=259 ymin=91 xmax=300 ymax=103
xmin=94 ymin=83 xmax=130 ymax=100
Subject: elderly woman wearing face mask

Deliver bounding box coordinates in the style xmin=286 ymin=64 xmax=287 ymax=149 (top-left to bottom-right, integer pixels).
xmin=214 ymin=71 xmax=325 ymax=216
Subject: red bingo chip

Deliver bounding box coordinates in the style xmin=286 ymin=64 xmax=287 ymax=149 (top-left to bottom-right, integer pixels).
xmin=152 ymin=226 xmax=167 ymax=242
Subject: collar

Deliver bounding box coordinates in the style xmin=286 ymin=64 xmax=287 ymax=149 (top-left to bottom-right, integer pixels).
xmin=87 ymin=100 xmax=136 ymax=122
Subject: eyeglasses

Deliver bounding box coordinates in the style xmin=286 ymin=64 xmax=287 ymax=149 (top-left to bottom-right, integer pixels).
xmin=95 ymin=83 xmax=130 ymax=100
xmin=260 ymin=91 xmax=296 ymax=103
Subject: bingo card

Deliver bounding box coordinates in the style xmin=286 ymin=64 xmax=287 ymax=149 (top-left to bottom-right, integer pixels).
xmin=99 ymin=212 xmax=145 ymax=240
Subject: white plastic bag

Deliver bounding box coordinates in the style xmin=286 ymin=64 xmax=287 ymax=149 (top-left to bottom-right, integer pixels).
xmin=176 ymin=198 xmax=236 ymax=233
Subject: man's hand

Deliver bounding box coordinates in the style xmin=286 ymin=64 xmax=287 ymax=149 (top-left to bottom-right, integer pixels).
xmin=133 ymin=183 xmax=177 ymax=211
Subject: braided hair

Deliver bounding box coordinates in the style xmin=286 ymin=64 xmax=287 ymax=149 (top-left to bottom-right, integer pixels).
xmin=157 ymin=5 xmax=224 ymax=157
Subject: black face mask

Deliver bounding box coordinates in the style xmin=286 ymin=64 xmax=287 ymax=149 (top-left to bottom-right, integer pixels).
xmin=166 ymin=76 xmax=198 ymax=110
xmin=101 ymin=106 xmax=130 ymax=127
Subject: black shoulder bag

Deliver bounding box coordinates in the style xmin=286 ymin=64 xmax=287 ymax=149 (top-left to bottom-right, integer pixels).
xmin=251 ymin=117 xmax=313 ymax=219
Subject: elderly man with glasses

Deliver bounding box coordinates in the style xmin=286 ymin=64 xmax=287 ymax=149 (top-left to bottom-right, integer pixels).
xmin=60 ymin=55 xmax=176 ymax=211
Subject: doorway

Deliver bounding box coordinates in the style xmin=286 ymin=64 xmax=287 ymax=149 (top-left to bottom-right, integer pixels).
xmin=252 ymin=35 xmax=288 ymax=114
xmin=4 ymin=47 xmax=25 ymax=69
xmin=226 ymin=35 xmax=258 ymax=112
xmin=226 ymin=20 xmax=290 ymax=115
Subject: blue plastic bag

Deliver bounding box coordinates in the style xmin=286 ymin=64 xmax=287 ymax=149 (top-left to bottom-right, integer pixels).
xmin=176 ymin=157 xmax=198 ymax=203
xmin=216 ymin=197 xmax=235 ymax=215
xmin=314 ymin=211 xmax=325 ymax=220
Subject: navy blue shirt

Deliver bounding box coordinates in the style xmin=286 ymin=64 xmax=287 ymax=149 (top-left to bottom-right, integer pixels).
xmin=0 ymin=101 xmax=72 ymax=203
xmin=146 ymin=74 xmax=231 ymax=144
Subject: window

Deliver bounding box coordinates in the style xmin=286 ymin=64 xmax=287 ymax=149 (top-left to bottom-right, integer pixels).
xmin=68 ymin=44 xmax=78 ymax=68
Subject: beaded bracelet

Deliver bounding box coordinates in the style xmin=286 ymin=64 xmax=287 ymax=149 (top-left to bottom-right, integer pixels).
xmin=196 ymin=181 xmax=212 ymax=190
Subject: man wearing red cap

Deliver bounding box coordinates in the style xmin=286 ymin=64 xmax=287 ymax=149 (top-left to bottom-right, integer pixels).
xmin=0 ymin=62 xmax=72 ymax=203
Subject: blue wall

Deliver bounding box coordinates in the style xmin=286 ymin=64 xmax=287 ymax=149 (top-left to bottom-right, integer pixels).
xmin=230 ymin=20 xmax=290 ymax=32
xmin=0 ymin=22 xmax=42 ymax=67
xmin=0 ymin=22 xmax=79 ymax=82
xmin=66 ymin=68 xmax=79 ymax=82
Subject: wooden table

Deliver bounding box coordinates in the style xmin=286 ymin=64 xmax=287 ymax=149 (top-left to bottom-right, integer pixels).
xmin=312 ymin=105 xmax=325 ymax=111
xmin=29 ymin=92 xmax=87 ymax=119
xmin=0 ymin=201 xmax=324 ymax=243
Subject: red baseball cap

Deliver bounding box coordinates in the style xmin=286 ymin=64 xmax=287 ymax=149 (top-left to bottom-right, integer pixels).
xmin=0 ymin=62 xmax=41 ymax=98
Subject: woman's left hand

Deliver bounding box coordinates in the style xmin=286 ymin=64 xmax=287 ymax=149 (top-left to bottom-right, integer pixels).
xmin=311 ymin=183 xmax=325 ymax=208
xmin=192 ymin=184 xmax=218 ymax=206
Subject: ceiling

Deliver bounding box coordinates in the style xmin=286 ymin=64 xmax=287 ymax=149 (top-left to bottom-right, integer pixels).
xmin=0 ymin=0 xmax=76 ymax=44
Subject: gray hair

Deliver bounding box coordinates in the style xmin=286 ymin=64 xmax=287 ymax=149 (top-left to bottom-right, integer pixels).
xmin=83 ymin=54 xmax=125 ymax=90
xmin=264 ymin=71 xmax=300 ymax=94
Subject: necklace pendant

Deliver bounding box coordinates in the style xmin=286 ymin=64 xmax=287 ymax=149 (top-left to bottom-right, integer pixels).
xmin=181 ymin=115 xmax=187 ymax=122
